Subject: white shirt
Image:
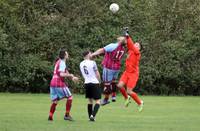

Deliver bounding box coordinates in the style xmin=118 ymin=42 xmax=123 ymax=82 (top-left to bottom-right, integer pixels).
xmin=80 ymin=59 xmax=99 ymax=84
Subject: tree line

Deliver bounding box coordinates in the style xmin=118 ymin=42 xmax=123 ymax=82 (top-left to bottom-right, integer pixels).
xmin=0 ymin=0 xmax=199 ymax=95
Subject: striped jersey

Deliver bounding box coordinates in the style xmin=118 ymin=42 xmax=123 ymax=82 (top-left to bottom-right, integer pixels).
xmin=102 ymin=43 xmax=125 ymax=70
xmin=50 ymin=59 xmax=68 ymax=88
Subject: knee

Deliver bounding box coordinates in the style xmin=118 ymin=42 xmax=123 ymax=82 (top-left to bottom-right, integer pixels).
xmin=53 ymin=100 xmax=58 ymax=104
xmin=96 ymin=99 xmax=101 ymax=104
xmin=68 ymin=96 xmax=73 ymax=100
xmin=103 ymin=83 xmax=112 ymax=94
xmin=127 ymin=89 xmax=133 ymax=95
xmin=117 ymin=82 xmax=123 ymax=89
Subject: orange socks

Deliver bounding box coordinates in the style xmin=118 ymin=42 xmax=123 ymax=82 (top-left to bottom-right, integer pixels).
xmin=129 ymin=92 xmax=142 ymax=105
xmin=119 ymin=87 xmax=128 ymax=99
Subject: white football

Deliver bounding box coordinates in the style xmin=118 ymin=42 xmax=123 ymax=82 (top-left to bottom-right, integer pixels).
xmin=109 ymin=3 xmax=119 ymax=13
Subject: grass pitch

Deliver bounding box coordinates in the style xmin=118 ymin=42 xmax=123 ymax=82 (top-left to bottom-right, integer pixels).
xmin=0 ymin=93 xmax=199 ymax=131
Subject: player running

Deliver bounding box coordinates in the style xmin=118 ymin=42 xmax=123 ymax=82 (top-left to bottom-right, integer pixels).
xmin=48 ymin=48 xmax=79 ymax=121
xmin=91 ymin=37 xmax=126 ymax=105
xmin=80 ymin=51 xmax=101 ymax=122
xmin=118 ymin=28 xmax=144 ymax=112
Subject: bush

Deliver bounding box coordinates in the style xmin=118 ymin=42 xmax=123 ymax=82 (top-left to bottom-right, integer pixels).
xmin=0 ymin=0 xmax=199 ymax=95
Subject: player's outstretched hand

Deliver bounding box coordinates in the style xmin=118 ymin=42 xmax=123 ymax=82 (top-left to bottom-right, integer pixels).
xmin=89 ymin=53 xmax=94 ymax=59
xmin=122 ymin=27 xmax=129 ymax=36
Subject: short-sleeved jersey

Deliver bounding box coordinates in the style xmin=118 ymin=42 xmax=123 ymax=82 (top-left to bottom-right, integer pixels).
xmin=104 ymin=43 xmax=119 ymax=52
xmin=80 ymin=59 xmax=100 ymax=84
xmin=50 ymin=59 xmax=68 ymax=88
xmin=125 ymin=36 xmax=141 ymax=74
xmin=102 ymin=43 xmax=125 ymax=70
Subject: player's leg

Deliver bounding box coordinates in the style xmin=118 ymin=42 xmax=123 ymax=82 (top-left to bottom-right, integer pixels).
xmin=127 ymin=88 xmax=142 ymax=105
xmin=118 ymin=81 xmax=128 ymax=99
xmin=48 ymin=87 xmax=59 ymax=121
xmin=118 ymin=72 xmax=128 ymax=99
xmin=88 ymin=99 xmax=93 ymax=119
xmin=58 ymin=87 xmax=74 ymax=121
xmin=101 ymin=68 xmax=112 ymax=105
xmin=90 ymin=84 xmax=101 ymax=122
xmin=90 ymin=99 xmax=100 ymax=121
xmin=111 ymin=70 xmax=119 ymax=102
xmin=64 ymin=96 xmax=73 ymax=120
xmin=85 ymin=83 xmax=94 ymax=119
xmin=126 ymin=75 xmax=143 ymax=111
xmin=48 ymin=100 xmax=58 ymax=121
xmin=118 ymin=81 xmax=131 ymax=107
xmin=101 ymin=82 xmax=111 ymax=105
xmin=118 ymin=72 xmax=131 ymax=107
xmin=111 ymin=80 xmax=117 ymax=102
xmin=127 ymin=88 xmax=143 ymax=111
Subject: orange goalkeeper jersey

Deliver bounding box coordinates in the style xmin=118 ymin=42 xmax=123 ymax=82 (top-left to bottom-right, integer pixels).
xmin=125 ymin=36 xmax=141 ymax=74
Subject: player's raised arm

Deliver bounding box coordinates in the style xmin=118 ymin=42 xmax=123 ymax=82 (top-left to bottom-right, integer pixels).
xmin=123 ymin=28 xmax=140 ymax=53
xmin=126 ymin=36 xmax=141 ymax=54
xmin=126 ymin=36 xmax=135 ymax=51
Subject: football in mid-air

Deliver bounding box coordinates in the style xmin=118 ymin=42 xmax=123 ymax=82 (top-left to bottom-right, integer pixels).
xmin=109 ymin=3 xmax=119 ymax=13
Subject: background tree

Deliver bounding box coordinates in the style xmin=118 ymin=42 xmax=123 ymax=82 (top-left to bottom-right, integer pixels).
xmin=0 ymin=0 xmax=199 ymax=95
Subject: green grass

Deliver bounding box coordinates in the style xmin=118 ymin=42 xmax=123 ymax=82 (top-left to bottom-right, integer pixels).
xmin=0 ymin=93 xmax=200 ymax=131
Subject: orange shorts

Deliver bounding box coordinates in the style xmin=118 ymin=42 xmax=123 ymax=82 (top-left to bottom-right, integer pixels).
xmin=119 ymin=71 xmax=138 ymax=89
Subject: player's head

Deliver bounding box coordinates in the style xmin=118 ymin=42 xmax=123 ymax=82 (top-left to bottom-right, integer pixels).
xmin=82 ymin=50 xmax=92 ymax=59
xmin=59 ymin=48 xmax=69 ymax=60
xmin=117 ymin=36 xmax=126 ymax=45
xmin=134 ymin=41 xmax=143 ymax=51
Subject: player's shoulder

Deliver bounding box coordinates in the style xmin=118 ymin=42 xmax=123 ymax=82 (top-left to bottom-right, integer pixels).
xmin=91 ymin=60 xmax=97 ymax=65
xmin=106 ymin=42 xmax=118 ymax=46
xmin=80 ymin=60 xmax=86 ymax=66
xmin=88 ymin=60 xmax=97 ymax=67
xmin=58 ymin=59 xmax=67 ymax=70
xmin=88 ymin=59 xmax=96 ymax=65
xmin=104 ymin=42 xmax=119 ymax=51
xmin=80 ymin=59 xmax=95 ymax=64
xmin=59 ymin=60 xmax=66 ymax=66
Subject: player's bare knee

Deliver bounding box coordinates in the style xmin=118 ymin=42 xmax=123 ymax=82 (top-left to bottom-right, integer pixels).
xmin=52 ymin=100 xmax=58 ymax=104
xmin=68 ymin=96 xmax=73 ymax=100
xmin=95 ymin=99 xmax=101 ymax=104
xmin=127 ymin=89 xmax=132 ymax=95
xmin=117 ymin=82 xmax=123 ymax=88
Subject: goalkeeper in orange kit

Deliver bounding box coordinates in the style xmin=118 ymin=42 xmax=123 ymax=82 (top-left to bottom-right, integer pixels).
xmin=118 ymin=27 xmax=144 ymax=112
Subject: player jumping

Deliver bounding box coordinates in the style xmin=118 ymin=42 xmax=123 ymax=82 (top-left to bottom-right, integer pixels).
xmin=91 ymin=37 xmax=126 ymax=105
xmin=118 ymin=28 xmax=144 ymax=112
